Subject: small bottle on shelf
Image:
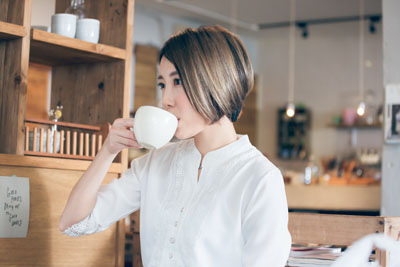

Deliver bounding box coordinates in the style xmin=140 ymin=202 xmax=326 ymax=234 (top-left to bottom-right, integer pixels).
xmin=65 ymin=0 xmax=86 ymax=19
xmin=304 ymin=155 xmax=319 ymax=185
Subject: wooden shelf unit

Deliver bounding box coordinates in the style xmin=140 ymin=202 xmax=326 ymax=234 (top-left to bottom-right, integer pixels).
xmin=0 ymin=0 xmax=134 ymax=266
xmin=30 ymin=29 xmax=126 ymax=65
xmin=0 ymin=0 xmax=133 ymax=167
xmin=0 ymin=21 xmax=26 ymax=39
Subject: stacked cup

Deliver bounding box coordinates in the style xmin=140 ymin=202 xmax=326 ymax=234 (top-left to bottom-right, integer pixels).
xmin=75 ymin=18 xmax=100 ymax=43
xmin=51 ymin=14 xmax=100 ymax=43
xmin=51 ymin=13 xmax=77 ymax=38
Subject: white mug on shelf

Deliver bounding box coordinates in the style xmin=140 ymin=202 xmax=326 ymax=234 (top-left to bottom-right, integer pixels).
xmin=75 ymin=18 xmax=100 ymax=43
xmin=133 ymin=106 xmax=178 ymax=149
xmin=51 ymin=13 xmax=77 ymax=38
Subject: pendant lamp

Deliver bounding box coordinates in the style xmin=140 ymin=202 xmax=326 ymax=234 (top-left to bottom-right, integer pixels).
xmin=286 ymin=0 xmax=296 ymax=118
xmin=357 ymin=0 xmax=366 ymax=117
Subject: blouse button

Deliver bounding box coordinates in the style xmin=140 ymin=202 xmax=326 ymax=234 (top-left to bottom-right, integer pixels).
xmin=174 ymin=221 xmax=178 ymax=227
xmin=180 ymin=207 xmax=184 ymax=213
xmin=169 ymin=253 xmax=173 ymax=259
xmin=169 ymin=237 xmax=176 ymax=244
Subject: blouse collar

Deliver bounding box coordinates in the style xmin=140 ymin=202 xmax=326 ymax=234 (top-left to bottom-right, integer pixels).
xmin=187 ymin=135 xmax=251 ymax=167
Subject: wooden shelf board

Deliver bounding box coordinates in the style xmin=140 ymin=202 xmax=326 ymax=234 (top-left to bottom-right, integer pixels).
xmin=0 ymin=21 xmax=26 ymax=40
xmin=0 ymin=153 xmax=121 ymax=173
xmin=25 ymin=117 xmax=101 ymax=131
xmin=328 ymin=123 xmax=382 ymax=129
xmin=285 ymin=184 xmax=381 ymax=211
xmin=29 ymin=29 xmax=126 ymax=65
xmin=24 ymin=151 xmax=95 ymax=160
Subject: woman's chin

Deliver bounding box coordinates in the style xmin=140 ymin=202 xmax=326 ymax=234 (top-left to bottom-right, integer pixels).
xmin=174 ymin=130 xmax=192 ymax=140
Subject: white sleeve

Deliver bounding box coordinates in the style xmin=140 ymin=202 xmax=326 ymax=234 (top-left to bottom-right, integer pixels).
xmin=242 ymin=168 xmax=292 ymax=267
xmin=63 ymin=153 xmax=150 ymax=237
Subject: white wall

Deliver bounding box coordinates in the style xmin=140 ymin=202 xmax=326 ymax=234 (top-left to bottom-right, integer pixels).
xmin=256 ymin=21 xmax=383 ymax=168
xmin=31 ymin=0 xmax=55 ymax=28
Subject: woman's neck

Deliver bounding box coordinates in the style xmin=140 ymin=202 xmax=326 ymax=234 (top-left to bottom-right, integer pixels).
xmin=194 ymin=116 xmax=238 ymax=157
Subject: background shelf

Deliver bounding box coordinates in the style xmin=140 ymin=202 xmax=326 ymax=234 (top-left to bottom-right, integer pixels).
xmin=328 ymin=123 xmax=382 ymax=129
xmin=29 ymin=29 xmax=126 ymax=65
xmin=0 ymin=21 xmax=26 ymax=39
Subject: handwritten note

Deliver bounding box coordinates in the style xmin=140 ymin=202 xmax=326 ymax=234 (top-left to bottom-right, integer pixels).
xmin=0 ymin=176 xmax=30 ymax=238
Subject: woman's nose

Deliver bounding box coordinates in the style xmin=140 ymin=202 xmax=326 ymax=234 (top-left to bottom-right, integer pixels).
xmin=161 ymin=87 xmax=174 ymax=109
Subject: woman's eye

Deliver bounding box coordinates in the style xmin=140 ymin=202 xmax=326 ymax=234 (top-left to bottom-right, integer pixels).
xmin=157 ymin=82 xmax=165 ymax=90
xmin=174 ymin=78 xmax=182 ymax=86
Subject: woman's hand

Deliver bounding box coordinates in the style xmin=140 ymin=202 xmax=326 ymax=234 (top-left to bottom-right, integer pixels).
xmin=103 ymin=118 xmax=142 ymax=155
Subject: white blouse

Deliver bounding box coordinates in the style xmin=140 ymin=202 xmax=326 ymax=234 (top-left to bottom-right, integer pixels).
xmin=63 ymin=135 xmax=291 ymax=267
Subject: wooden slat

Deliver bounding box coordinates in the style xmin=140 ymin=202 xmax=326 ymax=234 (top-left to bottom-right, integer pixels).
xmin=39 ymin=128 xmax=44 ymax=152
xmin=66 ymin=131 xmax=71 ymax=155
xmin=289 ymin=213 xmax=384 ymax=246
xmin=33 ymin=127 xmax=38 ymax=152
xmin=46 ymin=128 xmax=51 ymax=153
xmin=79 ymin=132 xmax=84 ymax=156
xmin=0 ymin=153 xmax=121 ymax=173
xmin=98 ymin=135 xmax=103 ymax=153
xmin=25 ymin=117 xmax=101 ymax=131
xmin=85 ymin=133 xmax=89 ymax=156
xmin=91 ymin=133 xmax=96 ymax=156
xmin=25 ymin=126 xmax=29 ymax=151
xmin=53 ymin=130 xmax=58 ymax=154
xmin=60 ymin=130 xmax=64 ymax=154
xmin=0 ymin=21 xmax=26 ymax=39
xmin=29 ymin=29 xmax=126 ymax=66
xmin=72 ymin=132 xmax=77 ymax=155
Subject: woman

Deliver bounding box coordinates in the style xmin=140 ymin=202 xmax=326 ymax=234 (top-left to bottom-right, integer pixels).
xmin=60 ymin=25 xmax=291 ymax=267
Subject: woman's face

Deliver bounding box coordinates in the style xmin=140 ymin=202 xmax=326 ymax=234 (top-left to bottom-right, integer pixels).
xmin=158 ymin=56 xmax=208 ymax=139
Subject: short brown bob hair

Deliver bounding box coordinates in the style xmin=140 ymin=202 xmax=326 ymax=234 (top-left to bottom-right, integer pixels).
xmin=159 ymin=25 xmax=254 ymax=123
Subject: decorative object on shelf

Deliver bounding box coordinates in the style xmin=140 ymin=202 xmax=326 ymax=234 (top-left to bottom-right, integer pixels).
xmin=363 ymin=89 xmax=379 ymax=125
xmin=51 ymin=13 xmax=77 ymax=38
xmin=356 ymin=0 xmax=366 ymax=117
xmin=342 ymin=108 xmax=358 ymax=126
xmin=75 ymin=18 xmax=100 ymax=43
xmin=65 ymin=0 xmax=86 ymax=19
xmin=48 ymin=104 xmax=63 ymax=128
xmin=286 ymin=0 xmax=296 ymax=118
xmin=304 ymin=155 xmax=319 ymax=185
xmin=277 ymin=105 xmax=311 ymax=160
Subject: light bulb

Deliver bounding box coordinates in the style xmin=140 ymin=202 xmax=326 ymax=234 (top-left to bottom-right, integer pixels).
xmin=286 ymin=103 xmax=295 ymax=118
xmin=357 ymin=101 xmax=366 ymax=116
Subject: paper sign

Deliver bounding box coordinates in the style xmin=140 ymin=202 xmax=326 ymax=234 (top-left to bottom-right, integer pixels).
xmin=0 ymin=176 xmax=30 ymax=238
xmin=385 ymin=84 xmax=400 ymax=143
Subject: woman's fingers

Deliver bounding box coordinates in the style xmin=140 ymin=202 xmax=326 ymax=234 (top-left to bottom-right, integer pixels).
xmin=112 ymin=118 xmax=135 ymax=129
xmin=103 ymin=118 xmax=142 ymax=154
xmin=112 ymin=127 xmax=136 ymax=140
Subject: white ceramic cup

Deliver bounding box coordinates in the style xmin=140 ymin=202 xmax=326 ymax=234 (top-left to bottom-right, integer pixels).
xmin=75 ymin=18 xmax=100 ymax=43
xmin=133 ymin=106 xmax=178 ymax=149
xmin=51 ymin=13 xmax=77 ymax=38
